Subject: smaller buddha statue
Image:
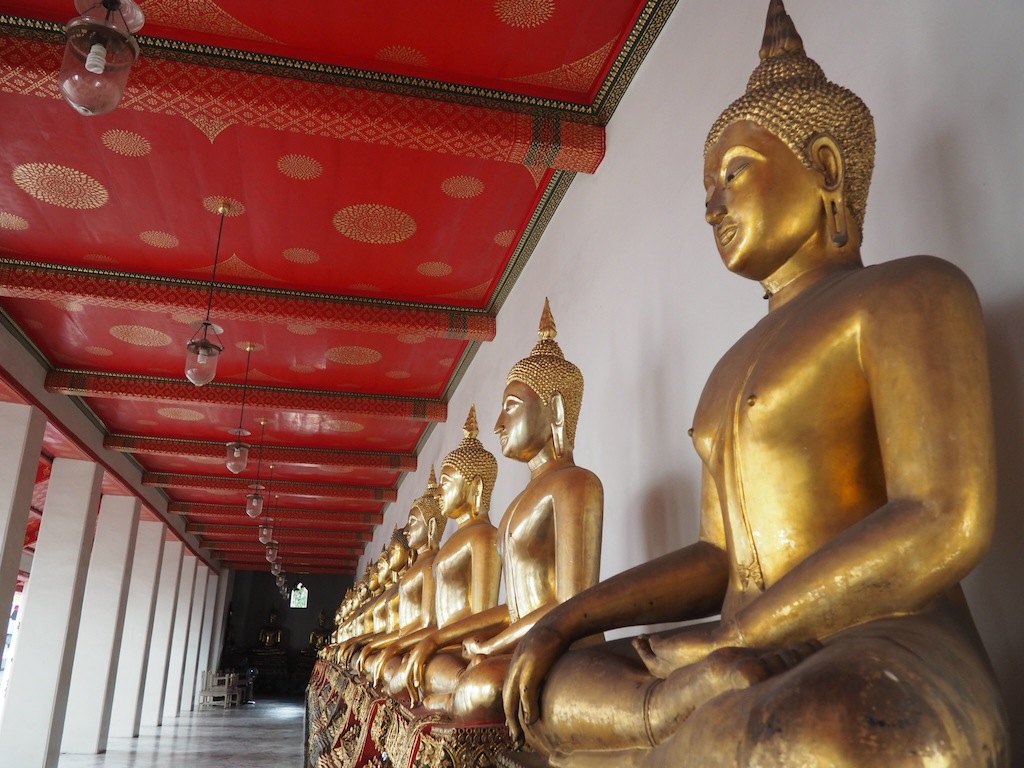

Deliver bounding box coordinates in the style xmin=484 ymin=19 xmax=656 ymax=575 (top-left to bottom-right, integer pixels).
xmin=257 ymin=607 xmax=284 ymax=649
xmin=364 ymin=469 xmax=449 ymax=687
xmin=308 ymin=609 xmax=332 ymax=653
xmin=374 ymin=406 xmax=502 ymax=703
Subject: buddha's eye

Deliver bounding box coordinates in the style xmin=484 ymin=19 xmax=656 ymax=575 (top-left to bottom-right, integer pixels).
xmin=725 ymin=163 xmax=748 ymax=183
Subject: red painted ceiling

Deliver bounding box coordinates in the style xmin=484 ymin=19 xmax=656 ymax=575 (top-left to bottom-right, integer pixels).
xmin=0 ymin=0 xmax=676 ymax=575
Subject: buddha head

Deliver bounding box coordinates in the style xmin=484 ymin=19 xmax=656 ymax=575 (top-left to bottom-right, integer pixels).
xmin=375 ymin=546 xmax=393 ymax=589
xmin=498 ymin=298 xmax=583 ymax=462
xmin=406 ymin=466 xmax=446 ymax=552
xmin=439 ymin=405 xmax=498 ymax=521
xmin=386 ymin=524 xmax=412 ymax=578
xmin=704 ymin=0 xmax=875 ymax=271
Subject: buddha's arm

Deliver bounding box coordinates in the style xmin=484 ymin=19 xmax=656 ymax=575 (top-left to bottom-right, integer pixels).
xmin=649 ymin=260 xmax=997 ymax=666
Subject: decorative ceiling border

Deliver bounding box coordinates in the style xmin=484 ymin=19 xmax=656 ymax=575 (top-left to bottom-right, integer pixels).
xmin=0 ymin=0 xmax=678 ymax=126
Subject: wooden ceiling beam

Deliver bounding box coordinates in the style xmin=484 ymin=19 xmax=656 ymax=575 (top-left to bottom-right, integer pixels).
xmin=0 ymin=259 xmax=495 ymax=341
xmin=105 ymin=434 xmax=417 ymax=472
xmin=168 ymin=502 xmax=382 ymax=527
xmin=46 ymin=369 xmax=446 ymax=423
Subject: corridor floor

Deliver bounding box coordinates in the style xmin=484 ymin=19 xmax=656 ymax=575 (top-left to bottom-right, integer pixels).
xmin=57 ymin=698 xmax=305 ymax=768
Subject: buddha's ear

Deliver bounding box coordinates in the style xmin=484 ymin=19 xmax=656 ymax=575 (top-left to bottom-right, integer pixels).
xmin=550 ymin=392 xmax=567 ymax=458
xmin=808 ymin=134 xmax=849 ymax=247
xmin=808 ymin=133 xmax=844 ymax=191
xmin=426 ymin=515 xmax=437 ymax=543
xmin=469 ymin=475 xmax=484 ymax=515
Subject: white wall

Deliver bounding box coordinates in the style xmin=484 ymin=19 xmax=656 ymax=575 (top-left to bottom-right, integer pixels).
xmin=361 ymin=0 xmax=1024 ymax=748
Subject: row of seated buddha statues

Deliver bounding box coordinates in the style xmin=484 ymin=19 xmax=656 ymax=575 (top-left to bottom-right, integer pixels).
xmin=307 ymin=1 xmax=1010 ymax=765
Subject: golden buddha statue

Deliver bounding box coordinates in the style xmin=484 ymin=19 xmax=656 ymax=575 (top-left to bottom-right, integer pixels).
xmin=500 ymin=2 xmax=1010 ymax=765
xmin=308 ymin=609 xmax=332 ymax=652
xmin=362 ymin=469 xmax=449 ymax=686
xmin=412 ymin=299 xmax=605 ymax=723
xmin=378 ymin=406 xmax=502 ymax=703
xmin=257 ymin=607 xmax=284 ymax=649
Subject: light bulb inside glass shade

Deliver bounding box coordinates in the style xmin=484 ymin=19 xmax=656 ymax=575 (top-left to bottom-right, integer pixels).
xmin=184 ymin=337 xmax=223 ymax=386
xmin=258 ymin=524 xmax=273 ymax=545
xmin=276 ymin=574 xmax=286 ymax=587
xmin=265 ymin=543 xmax=279 ymax=562
xmin=59 ymin=0 xmax=144 ymax=116
xmin=225 ymin=441 xmax=249 ymax=474
xmin=271 ymin=561 xmax=282 ymax=575
xmin=245 ymin=492 xmax=265 ymax=519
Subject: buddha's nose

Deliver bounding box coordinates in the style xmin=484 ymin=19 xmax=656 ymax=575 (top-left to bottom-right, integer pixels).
xmin=706 ymin=200 xmax=726 ymax=225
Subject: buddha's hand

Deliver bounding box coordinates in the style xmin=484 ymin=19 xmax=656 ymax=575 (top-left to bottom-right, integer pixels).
xmin=634 ymin=621 xmax=745 ymax=678
xmin=355 ymin=644 xmax=374 ymax=673
xmin=372 ymin=645 xmax=397 ymax=689
xmin=405 ymin=636 xmax=440 ymax=704
xmin=463 ymin=634 xmax=493 ymax=665
xmin=503 ymin=624 xmax=571 ymax=747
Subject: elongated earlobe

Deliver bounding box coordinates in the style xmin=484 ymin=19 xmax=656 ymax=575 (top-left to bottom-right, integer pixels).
xmin=808 ymin=134 xmax=848 ymax=247
xmin=826 ymin=195 xmax=849 ymax=247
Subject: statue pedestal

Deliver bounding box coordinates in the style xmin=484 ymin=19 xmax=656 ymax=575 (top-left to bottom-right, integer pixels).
xmin=380 ymin=697 xmax=515 ymax=768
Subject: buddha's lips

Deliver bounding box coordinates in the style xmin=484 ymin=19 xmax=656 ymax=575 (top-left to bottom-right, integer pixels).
xmin=717 ymin=222 xmax=738 ymax=247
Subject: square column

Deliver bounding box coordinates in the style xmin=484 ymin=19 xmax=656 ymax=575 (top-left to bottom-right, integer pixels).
xmin=0 ymin=458 xmax=103 ymax=768
xmin=194 ymin=570 xmax=219 ymax=703
xmin=61 ymin=495 xmax=140 ymax=754
xmin=0 ymin=403 xmax=46 ymax=645
xmin=108 ymin=520 xmax=165 ymax=739
xmin=179 ymin=564 xmax=209 ymax=712
xmin=162 ymin=555 xmax=197 ymax=721
xmin=207 ymin=569 xmax=234 ymax=673
xmin=139 ymin=540 xmax=183 ymax=728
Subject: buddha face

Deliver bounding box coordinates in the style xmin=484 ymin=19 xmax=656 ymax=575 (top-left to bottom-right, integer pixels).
xmin=387 ymin=539 xmax=409 ymax=574
xmin=438 ymin=465 xmax=468 ymax=519
xmin=704 ymin=120 xmax=826 ymax=281
xmin=406 ymin=510 xmax=428 ymax=550
xmin=494 ymin=381 xmax=552 ymax=463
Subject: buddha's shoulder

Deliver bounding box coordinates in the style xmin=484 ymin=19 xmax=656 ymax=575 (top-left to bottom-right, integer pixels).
xmin=853 ymin=255 xmax=978 ymax=300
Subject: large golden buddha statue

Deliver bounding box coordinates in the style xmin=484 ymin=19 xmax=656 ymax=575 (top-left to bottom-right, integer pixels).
xmin=412 ymin=299 xmax=605 ymax=723
xmin=378 ymin=406 xmax=502 ymax=702
xmin=501 ymin=2 xmax=1010 ymax=765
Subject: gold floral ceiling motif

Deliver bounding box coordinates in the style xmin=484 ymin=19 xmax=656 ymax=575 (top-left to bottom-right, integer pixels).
xmin=101 ymin=129 xmax=152 ymax=157
xmin=417 ymin=261 xmax=453 ymax=277
xmin=110 ymin=325 xmax=174 ymax=347
xmin=157 ymin=407 xmax=205 ymax=421
xmin=84 ymin=346 xmax=113 ymax=356
xmin=333 ymin=204 xmax=417 ymax=245
xmin=286 ymin=324 xmax=317 ymax=336
xmin=277 ymin=155 xmax=324 ymax=180
xmin=376 ymin=46 xmax=429 ymax=68
xmin=0 ymin=212 xmax=29 ymax=230
xmin=12 ymin=163 xmax=108 ymax=209
xmin=202 ymin=196 xmax=246 ymax=215
xmin=283 ymin=247 xmax=320 ymax=264
xmin=325 ymin=346 xmax=383 ymax=366
xmin=50 ymin=298 xmax=85 ymax=312
xmin=441 ymin=176 xmax=485 ymax=198
xmin=508 ymin=39 xmax=615 ymax=94
xmin=140 ymin=231 xmax=180 ymax=248
xmin=495 ymin=0 xmax=555 ymax=28
xmin=494 ymin=229 xmax=517 ymax=247
xmin=83 ymin=253 xmax=118 ymax=263
xmin=322 ymin=419 xmax=365 ymax=433
xmin=141 ymin=0 xmax=279 ymax=43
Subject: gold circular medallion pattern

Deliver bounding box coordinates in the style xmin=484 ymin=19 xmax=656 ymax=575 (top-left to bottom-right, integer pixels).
xmin=323 ymin=419 xmax=364 ymax=433
xmin=12 ymin=163 xmax=108 ymax=209
xmin=140 ymin=231 xmax=179 ymax=249
xmin=202 ymin=196 xmax=246 ymax=216
xmin=439 ymin=357 xmax=455 ymax=367
xmin=326 ymin=346 xmax=382 ymax=365
xmin=333 ymin=204 xmax=416 ymax=244
xmin=495 ymin=0 xmax=555 ymax=28
xmin=494 ymin=229 xmax=517 ymax=247
xmin=101 ymin=130 xmax=151 ymax=157
xmin=283 ymin=247 xmax=320 ymax=264
xmin=83 ymin=253 xmax=117 ymax=263
xmin=0 ymin=212 xmax=29 ymax=230
xmin=84 ymin=346 xmax=113 ymax=356
xmin=277 ymin=155 xmax=323 ymax=180
xmin=287 ymin=323 xmax=317 ymax=336
xmin=51 ymin=298 xmax=85 ymax=312
xmin=398 ymin=334 xmax=426 ymax=345
xmin=441 ymin=176 xmax=485 ymax=198
xmin=157 ymin=407 xmax=205 ymax=421
xmin=110 ymin=325 xmax=173 ymax=347
xmin=376 ymin=45 xmax=429 ymax=67
xmin=417 ymin=261 xmax=453 ymax=277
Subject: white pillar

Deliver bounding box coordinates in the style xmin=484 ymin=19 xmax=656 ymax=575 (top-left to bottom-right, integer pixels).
xmin=139 ymin=540 xmax=183 ymax=728
xmin=61 ymin=495 xmax=140 ymax=754
xmin=207 ymin=569 xmax=233 ymax=674
xmin=108 ymin=521 xmax=165 ymax=739
xmin=0 ymin=403 xmax=46 ymax=644
xmin=179 ymin=564 xmax=209 ymax=712
xmin=0 ymin=458 xmax=103 ymax=768
xmin=162 ymin=555 xmax=196 ymax=720
xmin=192 ymin=571 xmax=219 ymax=710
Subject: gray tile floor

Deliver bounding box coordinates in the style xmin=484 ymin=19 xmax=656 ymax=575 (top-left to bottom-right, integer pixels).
xmin=58 ymin=698 xmax=306 ymax=767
